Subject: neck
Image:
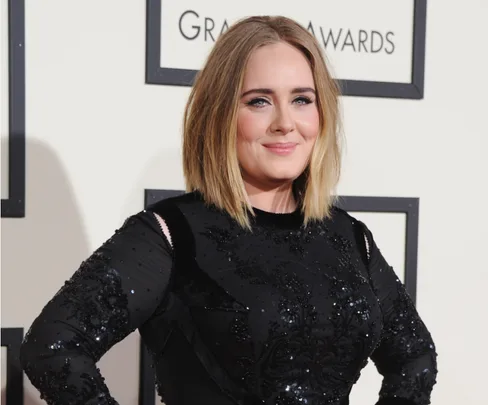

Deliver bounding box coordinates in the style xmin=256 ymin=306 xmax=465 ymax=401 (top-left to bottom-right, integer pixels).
xmin=243 ymin=179 xmax=296 ymax=214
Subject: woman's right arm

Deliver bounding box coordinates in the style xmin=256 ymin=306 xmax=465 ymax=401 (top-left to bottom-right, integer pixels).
xmin=20 ymin=210 xmax=173 ymax=405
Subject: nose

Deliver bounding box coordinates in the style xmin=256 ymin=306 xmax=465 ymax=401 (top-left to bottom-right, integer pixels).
xmin=270 ymin=105 xmax=295 ymax=135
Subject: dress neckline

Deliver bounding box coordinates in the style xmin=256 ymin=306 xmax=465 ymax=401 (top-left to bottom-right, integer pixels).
xmin=190 ymin=190 xmax=304 ymax=229
xmin=250 ymin=205 xmax=304 ymax=229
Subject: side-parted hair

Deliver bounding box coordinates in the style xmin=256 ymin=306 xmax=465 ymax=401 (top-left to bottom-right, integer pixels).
xmin=182 ymin=15 xmax=343 ymax=228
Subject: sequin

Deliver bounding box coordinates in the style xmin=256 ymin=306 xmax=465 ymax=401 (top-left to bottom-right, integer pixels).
xmin=19 ymin=194 xmax=437 ymax=405
xmin=21 ymin=253 xmax=130 ymax=403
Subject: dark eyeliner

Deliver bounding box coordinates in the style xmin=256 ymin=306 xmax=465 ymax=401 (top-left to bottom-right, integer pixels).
xmin=294 ymin=96 xmax=313 ymax=104
xmin=246 ymin=98 xmax=269 ymax=107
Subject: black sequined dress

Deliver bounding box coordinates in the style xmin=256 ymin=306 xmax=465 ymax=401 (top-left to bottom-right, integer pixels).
xmin=20 ymin=192 xmax=437 ymax=405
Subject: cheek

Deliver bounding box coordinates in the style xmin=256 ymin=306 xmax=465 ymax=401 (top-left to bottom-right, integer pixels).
xmin=236 ymin=113 xmax=257 ymax=168
xmin=299 ymin=108 xmax=320 ymax=141
xmin=237 ymin=111 xmax=258 ymax=143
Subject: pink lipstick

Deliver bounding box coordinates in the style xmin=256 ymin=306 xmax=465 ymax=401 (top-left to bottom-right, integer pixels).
xmin=263 ymin=142 xmax=297 ymax=156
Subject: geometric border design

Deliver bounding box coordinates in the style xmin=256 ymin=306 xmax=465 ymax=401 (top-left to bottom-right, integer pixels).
xmin=144 ymin=188 xmax=185 ymax=207
xmin=138 ymin=340 xmax=156 ymax=405
xmin=335 ymin=195 xmax=419 ymax=303
xmin=139 ymin=189 xmax=420 ymax=405
xmin=2 ymin=0 xmax=26 ymax=218
xmin=145 ymin=0 xmax=427 ymax=99
xmin=1 ymin=328 xmax=24 ymax=405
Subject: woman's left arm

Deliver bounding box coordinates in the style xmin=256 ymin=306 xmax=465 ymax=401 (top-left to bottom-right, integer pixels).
xmin=362 ymin=224 xmax=438 ymax=405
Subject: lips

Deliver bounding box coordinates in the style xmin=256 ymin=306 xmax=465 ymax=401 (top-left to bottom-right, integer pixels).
xmin=263 ymin=142 xmax=297 ymax=155
xmin=263 ymin=142 xmax=297 ymax=148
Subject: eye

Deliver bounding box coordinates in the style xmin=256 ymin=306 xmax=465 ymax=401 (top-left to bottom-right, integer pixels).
xmin=246 ymin=98 xmax=270 ymax=108
xmin=294 ymin=96 xmax=313 ymax=105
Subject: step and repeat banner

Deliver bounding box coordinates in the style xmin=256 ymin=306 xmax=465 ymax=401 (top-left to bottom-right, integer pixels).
xmin=1 ymin=1 xmax=431 ymax=404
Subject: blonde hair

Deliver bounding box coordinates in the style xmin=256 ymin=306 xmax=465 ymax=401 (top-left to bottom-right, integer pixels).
xmin=182 ymin=15 xmax=343 ymax=228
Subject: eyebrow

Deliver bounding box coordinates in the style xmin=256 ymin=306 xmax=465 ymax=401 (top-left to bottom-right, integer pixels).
xmin=241 ymin=87 xmax=316 ymax=97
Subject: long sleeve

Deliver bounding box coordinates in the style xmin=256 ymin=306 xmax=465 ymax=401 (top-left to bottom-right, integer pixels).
xmin=19 ymin=210 xmax=173 ymax=405
xmin=362 ymin=223 xmax=438 ymax=405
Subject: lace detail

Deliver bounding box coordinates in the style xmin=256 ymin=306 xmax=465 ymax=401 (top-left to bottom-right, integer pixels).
xmin=22 ymin=357 xmax=117 ymax=405
xmin=21 ymin=255 xmax=129 ymax=405
xmin=195 ymin=214 xmax=383 ymax=404
xmin=60 ymin=254 xmax=131 ymax=354
xmin=373 ymin=276 xmax=438 ymax=404
xmin=20 ymin=211 xmax=172 ymax=405
xmin=366 ymin=240 xmax=437 ymax=404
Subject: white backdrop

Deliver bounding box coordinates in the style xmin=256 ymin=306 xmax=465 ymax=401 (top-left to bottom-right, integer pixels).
xmin=1 ymin=0 xmax=488 ymax=404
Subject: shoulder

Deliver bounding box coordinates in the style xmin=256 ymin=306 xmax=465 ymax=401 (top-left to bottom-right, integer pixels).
xmin=90 ymin=209 xmax=174 ymax=265
xmin=330 ymin=204 xmax=373 ymax=241
xmin=143 ymin=191 xmax=206 ymax=247
xmin=329 ymin=205 xmax=365 ymax=230
xmin=117 ymin=192 xmax=202 ymax=246
xmin=328 ymin=205 xmax=372 ymax=263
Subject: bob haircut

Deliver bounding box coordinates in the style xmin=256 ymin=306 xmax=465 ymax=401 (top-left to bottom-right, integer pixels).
xmin=182 ymin=15 xmax=343 ymax=228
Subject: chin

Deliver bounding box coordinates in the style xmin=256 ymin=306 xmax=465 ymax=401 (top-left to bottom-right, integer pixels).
xmin=268 ymin=163 xmax=304 ymax=179
xmin=265 ymin=170 xmax=301 ymax=184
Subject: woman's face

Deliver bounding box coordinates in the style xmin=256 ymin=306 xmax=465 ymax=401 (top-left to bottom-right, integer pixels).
xmin=237 ymin=41 xmax=320 ymax=190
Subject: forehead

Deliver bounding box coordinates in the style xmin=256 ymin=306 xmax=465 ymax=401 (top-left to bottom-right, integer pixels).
xmin=242 ymin=42 xmax=315 ymax=88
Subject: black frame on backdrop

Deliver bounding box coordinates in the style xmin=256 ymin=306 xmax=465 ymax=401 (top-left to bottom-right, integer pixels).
xmin=139 ymin=189 xmax=420 ymax=405
xmin=2 ymin=0 xmax=26 ymax=218
xmin=1 ymin=328 xmax=24 ymax=405
xmin=145 ymin=0 xmax=428 ymax=99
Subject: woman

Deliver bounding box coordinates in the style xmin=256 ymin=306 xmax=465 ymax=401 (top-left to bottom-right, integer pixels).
xmin=20 ymin=16 xmax=437 ymax=405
